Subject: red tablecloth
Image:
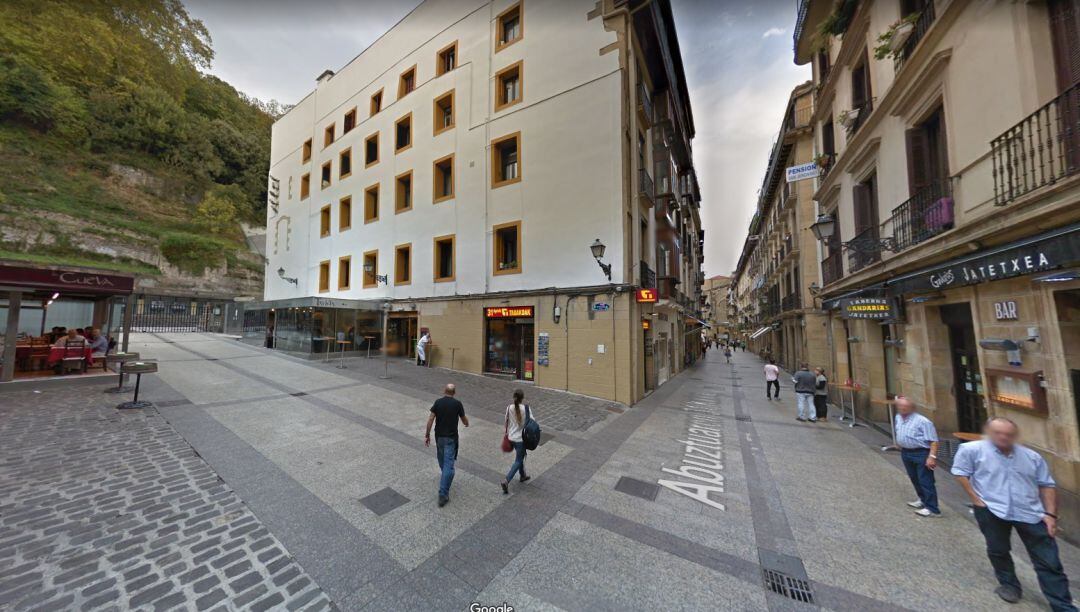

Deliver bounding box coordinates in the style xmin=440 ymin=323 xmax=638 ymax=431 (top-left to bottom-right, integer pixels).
xmin=46 ymin=347 xmax=94 ymax=367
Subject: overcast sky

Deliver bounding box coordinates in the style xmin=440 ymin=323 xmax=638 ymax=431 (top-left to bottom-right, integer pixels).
xmin=184 ymin=0 xmax=808 ymax=277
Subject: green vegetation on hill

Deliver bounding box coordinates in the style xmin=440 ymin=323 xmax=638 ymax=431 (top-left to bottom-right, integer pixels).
xmin=0 ymin=0 xmax=279 ymax=279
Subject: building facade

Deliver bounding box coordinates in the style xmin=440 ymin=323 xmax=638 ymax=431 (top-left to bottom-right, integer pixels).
xmin=702 ymin=274 xmax=731 ymax=342
xmin=793 ymin=0 xmax=1080 ymax=537
xmin=261 ymin=0 xmax=704 ymax=404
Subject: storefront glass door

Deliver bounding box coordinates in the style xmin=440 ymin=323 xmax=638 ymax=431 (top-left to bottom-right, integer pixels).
xmin=941 ymin=304 xmax=986 ymax=432
xmin=485 ymin=318 xmax=534 ymax=380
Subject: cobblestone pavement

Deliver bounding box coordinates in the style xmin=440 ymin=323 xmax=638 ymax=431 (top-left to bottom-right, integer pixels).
xmin=0 ymin=388 xmax=331 ymax=611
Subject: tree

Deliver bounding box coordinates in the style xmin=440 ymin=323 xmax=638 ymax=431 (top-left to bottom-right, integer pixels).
xmin=196 ymin=184 xmax=243 ymax=234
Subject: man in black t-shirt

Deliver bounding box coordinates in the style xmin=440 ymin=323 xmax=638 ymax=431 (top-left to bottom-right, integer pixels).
xmin=424 ymin=383 xmax=469 ymax=507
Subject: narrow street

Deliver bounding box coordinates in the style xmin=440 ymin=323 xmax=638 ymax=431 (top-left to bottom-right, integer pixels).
xmin=2 ymin=334 xmax=1078 ymax=611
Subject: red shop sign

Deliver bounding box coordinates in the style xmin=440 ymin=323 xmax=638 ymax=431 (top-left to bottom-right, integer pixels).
xmin=485 ymin=306 xmax=534 ymax=319
xmin=636 ymin=288 xmax=658 ymax=303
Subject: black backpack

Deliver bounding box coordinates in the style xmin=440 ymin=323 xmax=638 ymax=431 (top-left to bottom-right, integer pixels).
xmin=521 ymin=405 xmax=541 ymax=450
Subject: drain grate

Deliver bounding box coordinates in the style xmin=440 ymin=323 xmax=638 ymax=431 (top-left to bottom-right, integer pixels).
xmin=761 ymin=568 xmax=814 ymax=604
xmin=735 ymin=415 xmax=752 ymax=422
xmin=290 ymin=391 xmax=307 ymax=397
xmin=614 ymin=476 xmax=659 ymax=501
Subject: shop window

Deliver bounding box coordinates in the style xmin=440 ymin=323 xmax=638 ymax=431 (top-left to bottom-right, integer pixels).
xmin=491 ymin=132 xmax=521 ymax=188
xmin=395 ymin=171 xmax=413 ymax=213
xmin=321 ymin=161 xmax=332 ymax=189
xmin=300 ymin=173 xmax=310 ymax=200
xmin=398 ymin=65 xmax=416 ymax=99
xmin=394 ymin=243 xmax=412 ymax=285
xmin=370 ymin=89 xmax=383 ymax=116
xmin=302 ymin=139 xmax=312 ymax=163
xmin=364 ymin=183 xmax=379 ymax=223
xmin=338 ymin=256 xmax=351 ymax=290
xmin=437 ymin=41 xmax=457 ymax=76
xmin=339 ymin=196 xmax=351 ymax=231
xmin=395 ymin=113 xmax=412 ymax=153
xmin=339 ymin=148 xmax=352 ymax=179
xmin=495 ymin=61 xmax=523 ymax=111
xmin=320 ymin=205 xmax=331 ymax=237
xmin=343 ymin=108 xmax=357 ymax=134
xmin=433 ymin=154 xmax=454 ymax=203
xmin=433 ymin=90 xmax=455 ymax=136
xmin=318 ymin=260 xmax=330 ymax=293
xmin=434 ymin=235 xmax=455 ymax=282
xmin=493 ymin=221 xmax=521 ymax=275
xmin=496 ymin=2 xmax=522 ymax=52
xmin=363 ymin=250 xmax=378 ymax=288
xmin=365 ymin=132 xmax=379 ymax=167
xmin=324 ymin=123 xmax=335 ymax=148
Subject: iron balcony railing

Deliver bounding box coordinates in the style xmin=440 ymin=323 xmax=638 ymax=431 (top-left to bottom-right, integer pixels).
xmin=883 ymin=179 xmax=954 ymax=252
xmin=991 ymin=81 xmax=1080 ymax=206
xmin=793 ymin=0 xmax=809 ymax=54
xmin=637 ymin=82 xmax=653 ymax=128
xmin=638 ymin=167 xmax=654 ymax=203
xmin=848 ymin=99 xmax=873 ymax=137
xmin=640 ymin=260 xmax=656 ymax=289
xmin=847 ymin=227 xmax=883 ymax=273
xmin=781 ymin=293 xmax=801 ymax=312
xmin=894 ymin=1 xmax=937 ymax=73
xmin=822 ymin=249 xmax=843 ymax=285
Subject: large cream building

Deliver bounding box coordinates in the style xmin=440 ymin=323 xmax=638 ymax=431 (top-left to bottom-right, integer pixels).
xmin=255 ymin=0 xmax=705 ymax=404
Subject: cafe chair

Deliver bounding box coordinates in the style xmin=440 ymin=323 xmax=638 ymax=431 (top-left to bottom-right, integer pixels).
xmin=61 ymin=339 xmax=87 ymax=375
xmin=29 ymin=337 xmax=50 ymax=371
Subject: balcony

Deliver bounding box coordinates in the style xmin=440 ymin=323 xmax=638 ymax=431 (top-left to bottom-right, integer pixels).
xmin=657 ymin=276 xmax=678 ymax=300
xmin=847 ymin=227 xmax=883 ymax=273
xmin=894 ymin=2 xmax=937 ymax=74
xmin=655 ymin=198 xmax=675 ymax=228
xmin=883 ymin=179 xmax=954 ymax=252
xmin=781 ymin=293 xmax=801 ymax=312
xmin=637 ymin=83 xmax=653 ymax=129
xmin=638 ymin=168 xmax=654 ymax=205
xmin=640 ymin=260 xmax=656 ymax=289
xmin=822 ymin=249 xmax=843 ymax=285
xmin=991 ymin=81 xmax=1080 ymax=206
xmin=844 ymin=99 xmax=874 ymax=138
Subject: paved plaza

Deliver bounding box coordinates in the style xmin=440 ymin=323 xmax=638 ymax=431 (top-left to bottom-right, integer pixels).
xmin=1 ymin=333 xmax=1079 ymax=611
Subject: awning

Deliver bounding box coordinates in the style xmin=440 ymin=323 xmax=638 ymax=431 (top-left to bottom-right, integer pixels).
xmin=685 ymin=315 xmax=711 ymax=328
xmin=749 ymin=326 xmax=771 ymax=339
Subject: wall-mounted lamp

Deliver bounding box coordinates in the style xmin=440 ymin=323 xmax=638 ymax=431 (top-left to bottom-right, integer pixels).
xmin=1033 ymin=270 xmax=1080 ymax=283
xmin=553 ymin=305 xmax=562 ymax=324
xmin=980 ymin=337 xmax=1022 ymax=366
xmin=363 ymin=262 xmax=388 ymax=285
xmin=808 ymin=282 xmax=820 ymax=295
xmin=846 ymin=336 xmax=862 ymax=343
xmin=277 ymin=267 xmax=298 ymax=286
xmin=908 ymin=293 xmax=945 ymax=304
xmin=590 ymin=239 xmax=612 ymax=281
xmin=810 ymin=214 xmax=898 ymax=254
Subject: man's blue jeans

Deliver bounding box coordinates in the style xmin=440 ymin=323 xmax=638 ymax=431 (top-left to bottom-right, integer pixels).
xmin=435 ymin=436 xmax=457 ymax=499
xmin=900 ymin=448 xmax=939 ymax=514
xmin=973 ymin=506 xmax=1076 ymax=611
xmin=505 ymin=441 xmax=527 ymax=483
xmin=796 ymin=393 xmax=816 ymax=420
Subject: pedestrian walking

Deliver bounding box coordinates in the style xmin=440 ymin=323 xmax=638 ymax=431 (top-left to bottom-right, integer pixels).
xmin=893 ymin=397 xmax=941 ymax=518
xmin=764 ymin=359 xmax=780 ymax=400
xmin=952 ymin=418 xmax=1075 ymax=610
xmin=813 ymin=367 xmax=829 ymax=421
xmin=792 ymin=363 xmax=817 ymax=422
xmin=424 ymin=383 xmax=469 ymax=507
xmin=501 ymin=389 xmax=533 ymax=494
xmin=416 ymin=330 xmax=431 ymax=366
xmin=724 ymin=346 xmax=732 ymax=364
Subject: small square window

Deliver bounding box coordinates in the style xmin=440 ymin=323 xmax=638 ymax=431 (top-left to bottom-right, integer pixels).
xmin=324 ymin=124 xmax=335 ymax=148
xmin=302 ymin=139 xmax=312 ymax=163
xmin=495 ymin=61 xmax=523 ymax=111
xmin=343 ymin=108 xmax=357 ymax=134
xmin=496 ymin=3 xmax=522 ymax=51
xmin=318 ymin=260 xmax=330 ymax=293
xmin=394 ymin=243 xmax=412 ymax=285
xmin=434 ymin=235 xmax=455 ymax=282
xmin=493 ymin=221 xmax=521 ymax=275
xmin=433 ymin=90 xmax=455 ymax=136
xmin=398 ymin=66 xmax=416 ymax=99
xmin=395 ymin=171 xmax=413 ymax=213
xmin=365 ymin=132 xmax=379 ymax=167
xmin=363 ymin=250 xmax=379 ymax=288
xmin=437 ymin=41 xmax=458 ymax=76
xmin=339 ymin=196 xmax=352 ymax=231
xmin=364 ymin=183 xmax=379 ymax=224
xmin=320 ymin=205 xmax=331 ymax=237
xmin=491 ymin=132 xmax=521 ymax=188
xmin=370 ymin=89 xmax=383 ymax=117
xmin=433 ymin=154 xmax=454 ymax=203
xmin=300 ymin=173 xmax=311 ymax=200
xmin=338 ymin=256 xmax=351 ymax=290
xmin=395 ymin=113 xmax=412 ymax=153
xmin=339 ymin=148 xmax=352 ymax=179
xmin=321 ymin=161 xmax=332 ymax=189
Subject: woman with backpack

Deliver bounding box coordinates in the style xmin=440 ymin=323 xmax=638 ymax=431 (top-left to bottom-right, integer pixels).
xmin=501 ymin=389 xmax=533 ymax=494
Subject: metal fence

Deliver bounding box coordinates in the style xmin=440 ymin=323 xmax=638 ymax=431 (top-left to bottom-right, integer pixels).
xmin=883 ymin=179 xmax=954 ymax=252
xmin=131 ymin=296 xmax=229 ymax=333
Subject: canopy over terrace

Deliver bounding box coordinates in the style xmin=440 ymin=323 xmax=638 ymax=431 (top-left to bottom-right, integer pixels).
xmin=0 ymin=262 xmax=136 ymax=382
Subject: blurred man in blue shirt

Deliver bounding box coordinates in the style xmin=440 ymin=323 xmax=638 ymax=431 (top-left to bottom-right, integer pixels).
xmin=893 ymin=397 xmax=941 ymax=517
xmin=952 ymin=417 xmax=1075 ymax=610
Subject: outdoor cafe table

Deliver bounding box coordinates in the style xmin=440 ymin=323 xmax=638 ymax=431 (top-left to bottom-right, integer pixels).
xmin=105 ymin=352 xmax=141 ymax=393
xmin=117 ymin=361 xmax=158 ymax=410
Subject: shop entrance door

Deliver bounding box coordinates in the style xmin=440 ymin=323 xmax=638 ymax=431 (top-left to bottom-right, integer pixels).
xmin=485 ymin=317 xmax=534 ymax=380
xmin=387 ymin=313 xmax=417 ymax=358
xmin=941 ymin=303 xmax=986 ymax=433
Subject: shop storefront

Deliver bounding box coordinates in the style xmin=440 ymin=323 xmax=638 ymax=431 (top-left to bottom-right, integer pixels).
xmin=238 ymin=297 xmax=384 ymax=357
xmin=484 ymin=305 xmax=535 ymax=380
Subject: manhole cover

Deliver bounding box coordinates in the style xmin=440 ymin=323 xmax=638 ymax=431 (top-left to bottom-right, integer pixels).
xmin=360 ymin=487 xmax=410 ymax=516
xmin=614 ymin=476 xmax=659 ymax=501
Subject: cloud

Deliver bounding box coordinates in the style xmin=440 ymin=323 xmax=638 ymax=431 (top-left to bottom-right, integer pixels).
xmin=761 ymin=27 xmax=785 ymax=39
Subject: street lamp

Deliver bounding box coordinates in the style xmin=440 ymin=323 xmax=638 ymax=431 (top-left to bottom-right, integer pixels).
xmin=590 ymin=238 xmax=612 ymax=281
xmin=809 ymin=214 xmax=898 ymax=254
xmin=363 ymin=261 xmax=388 ymax=285
xmin=277 ymin=267 xmax=298 ymax=286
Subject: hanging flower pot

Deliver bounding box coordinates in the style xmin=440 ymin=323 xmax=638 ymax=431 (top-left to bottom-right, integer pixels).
xmin=889 ymin=21 xmax=915 ymax=52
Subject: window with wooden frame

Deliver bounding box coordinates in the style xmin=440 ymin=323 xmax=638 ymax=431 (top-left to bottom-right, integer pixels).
xmin=437 ymin=41 xmax=458 ymax=76
xmin=319 ymin=205 xmax=331 ymax=237
xmin=491 ymin=132 xmax=521 ymax=188
xmin=433 ymin=154 xmax=454 ymax=203
xmin=495 ymin=61 xmax=523 ymax=111
xmin=300 ymin=173 xmax=310 ymax=199
xmin=302 ymin=139 xmax=312 ymax=163
xmin=496 ymin=2 xmax=522 ymax=52
xmin=370 ymin=89 xmax=383 ymax=117
xmin=395 ymin=171 xmax=413 ymax=213
xmin=433 ymin=90 xmax=455 ymax=136
xmin=343 ymin=108 xmax=357 ymax=134
xmin=493 ymin=221 xmax=521 ymax=275
xmin=395 ymin=113 xmax=412 ymax=153
xmin=318 ymin=260 xmax=330 ymax=293
xmin=337 ymin=256 xmax=351 ymax=290
xmin=339 ymin=196 xmax=352 ymax=231
xmin=362 ymin=250 xmax=378 ymax=288
xmin=365 ymin=132 xmax=379 ymax=167
xmin=364 ymin=183 xmax=379 ymax=224
xmin=398 ymin=65 xmax=416 ymax=99
xmin=324 ymin=123 xmax=335 ymax=148
xmin=433 ymin=234 xmax=455 ymax=282
xmin=394 ymin=243 xmax=412 ymax=285
xmin=339 ymin=148 xmax=352 ymax=179
xmin=321 ymin=160 xmax=332 ymax=189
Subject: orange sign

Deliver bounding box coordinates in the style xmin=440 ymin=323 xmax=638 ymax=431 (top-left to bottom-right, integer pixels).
xmin=642 ymin=319 xmax=651 ymax=330
xmin=636 ymin=288 xmax=658 ymax=303
xmin=485 ymin=306 xmax=534 ymax=318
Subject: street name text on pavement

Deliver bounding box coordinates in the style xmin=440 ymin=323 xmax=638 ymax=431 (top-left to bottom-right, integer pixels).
xmin=658 ymin=399 xmax=726 ymax=511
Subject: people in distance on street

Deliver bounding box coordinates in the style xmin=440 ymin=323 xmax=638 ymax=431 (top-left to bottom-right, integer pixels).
xmin=53 ymin=328 xmax=85 ymax=347
xmin=424 ymin=383 xmax=469 ymax=507
xmin=893 ymin=396 xmax=941 ymax=518
xmin=813 ymin=367 xmax=829 ymax=421
xmin=764 ymin=358 xmax=780 ymax=400
xmin=724 ymin=345 xmax=732 ymax=364
xmin=952 ymin=418 xmax=1075 ymax=610
xmin=793 ymin=363 xmax=817 ymax=422
xmin=416 ymin=330 xmax=431 ymax=366
xmin=501 ymin=389 xmax=533 ymax=494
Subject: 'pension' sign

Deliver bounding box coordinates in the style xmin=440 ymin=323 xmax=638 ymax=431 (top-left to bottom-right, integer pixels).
xmin=785 ymin=162 xmax=820 ymax=183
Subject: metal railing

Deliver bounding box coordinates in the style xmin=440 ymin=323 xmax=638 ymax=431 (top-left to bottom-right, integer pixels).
xmin=847 ymin=99 xmax=873 ymax=137
xmin=991 ymin=82 xmax=1080 ymax=206
xmin=781 ymin=293 xmax=801 ymax=312
xmin=894 ymin=2 xmax=937 ymax=73
xmin=640 ymin=260 xmax=656 ymax=289
xmin=637 ymin=83 xmax=653 ymax=127
xmin=847 ymin=227 xmax=883 ymax=273
xmin=822 ymin=249 xmax=843 ymax=285
xmin=883 ymin=179 xmax=954 ymax=252
xmin=639 ymin=167 xmax=654 ymax=202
